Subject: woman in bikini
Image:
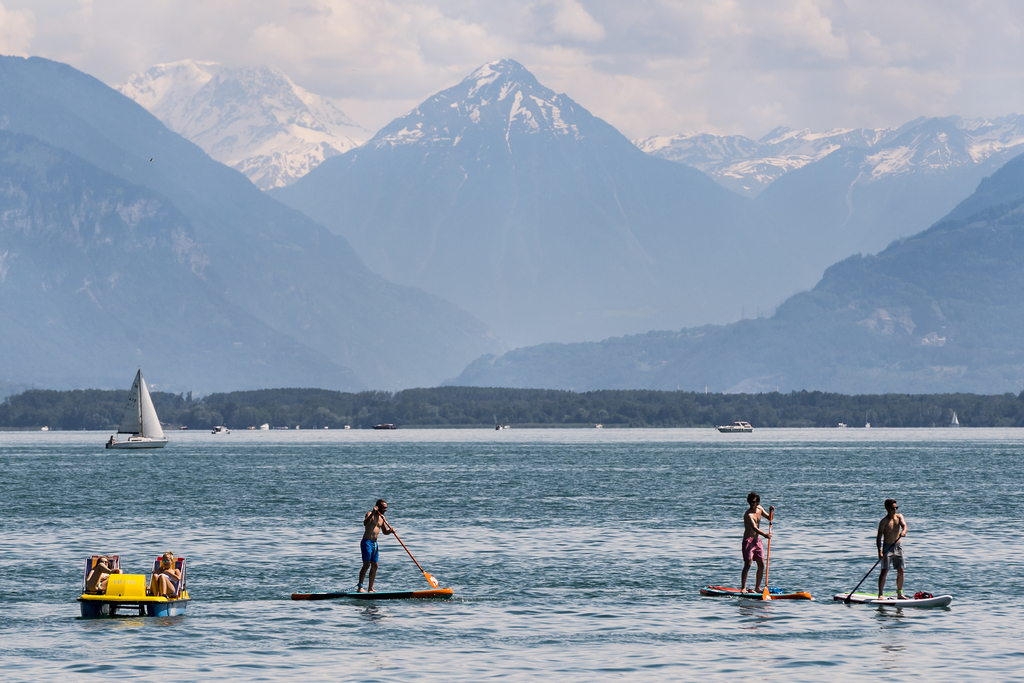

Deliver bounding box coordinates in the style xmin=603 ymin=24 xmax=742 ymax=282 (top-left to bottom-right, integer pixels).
xmin=150 ymin=551 xmax=182 ymax=598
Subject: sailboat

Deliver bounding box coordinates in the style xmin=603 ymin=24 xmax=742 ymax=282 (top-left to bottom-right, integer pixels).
xmin=950 ymin=411 xmax=960 ymax=428
xmin=105 ymin=369 xmax=169 ymax=449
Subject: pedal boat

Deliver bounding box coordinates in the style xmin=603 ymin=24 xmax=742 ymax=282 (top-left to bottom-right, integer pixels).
xmin=78 ymin=555 xmax=191 ymax=618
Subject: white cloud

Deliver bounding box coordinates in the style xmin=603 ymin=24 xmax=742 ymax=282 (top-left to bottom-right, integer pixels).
xmin=0 ymin=2 xmax=34 ymax=55
xmin=5 ymin=0 xmax=1024 ymax=140
xmin=551 ymin=0 xmax=605 ymax=42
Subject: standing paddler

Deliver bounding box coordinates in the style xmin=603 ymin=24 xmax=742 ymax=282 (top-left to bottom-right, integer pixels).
xmin=741 ymin=492 xmax=774 ymax=593
xmin=358 ymin=499 xmax=393 ymax=593
xmin=876 ymin=498 xmax=908 ymax=599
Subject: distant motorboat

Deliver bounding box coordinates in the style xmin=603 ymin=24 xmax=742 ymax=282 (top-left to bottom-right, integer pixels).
xmin=179 ymin=426 xmax=188 ymax=430
xmin=259 ymin=423 xmax=270 ymax=430
xmin=105 ymin=369 xmax=169 ymax=449
xmin=40 ymin=426 xmax=49 ymax=431
xmin=950 ymin=411 xmax=960 ymax=427
xmin=837 ymin=423 xmax=847 ymax=428
xmin=343 ymin=425 xmax=351 ymax=430
xmin=373 ymin=423 xmax=397 ymax=430
xmin=595 ymin=424 xmax=603 ymax=429
xmin=717 ymin=421 xmax=753 ymax=433
xmin=211 ymin=426 xmax=230 ymax=434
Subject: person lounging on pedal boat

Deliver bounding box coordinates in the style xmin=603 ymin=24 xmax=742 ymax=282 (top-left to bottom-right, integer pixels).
xmin=85 ymin=556 xmax=122 ymax=594
xmin=150 ymin=551 xmax=182 ymax=597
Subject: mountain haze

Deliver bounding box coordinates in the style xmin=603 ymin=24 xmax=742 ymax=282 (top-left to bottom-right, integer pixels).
xmin=454 ymin=150 xmax=1024 ymax=394
xmin=0 ymin=55 xmax=501 ymax=391
xmin=0 ymin=130 xmax=360 ymax=391
xmin=275 ymin=60 xmax=753 ymax=346
xmin=117 ymin=60 xmax=367 ymax=190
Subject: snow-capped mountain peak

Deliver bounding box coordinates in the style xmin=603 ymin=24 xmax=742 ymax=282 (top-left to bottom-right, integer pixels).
xmin=637 ymin=115 xmax=1024 ymax=197
xmin=117 ymin=60 xmax=367 ymax=189
xmin=370 ymin=59 xmax=583 ymax=151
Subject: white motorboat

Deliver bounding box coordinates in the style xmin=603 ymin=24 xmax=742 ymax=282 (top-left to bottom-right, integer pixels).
xmin=211 ymin=426 xmax=230 ymax=434
xmin=105 ymin=370 xmax=169 ymax=449
xmin=717 ymin=421 xmax=753 ymax=433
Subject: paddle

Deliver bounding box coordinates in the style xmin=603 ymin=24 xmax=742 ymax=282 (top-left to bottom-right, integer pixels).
xmin=843 ymin=532 xmax=904 ymax=603
xmin=380 ymin=514 xmax=440 ymax=589
xmin=762 ymin=509 xmax=774 ymax=601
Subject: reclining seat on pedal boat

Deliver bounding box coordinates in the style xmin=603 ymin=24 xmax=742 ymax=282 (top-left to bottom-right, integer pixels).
xmin=150 ymin=556 xmax=187 ymax=599
xmin=82 ymin=555 xmax=120 ymax=594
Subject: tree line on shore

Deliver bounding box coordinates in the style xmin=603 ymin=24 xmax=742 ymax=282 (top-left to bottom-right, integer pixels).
xmin=1 ymin=386 xmax=1023 ymax=430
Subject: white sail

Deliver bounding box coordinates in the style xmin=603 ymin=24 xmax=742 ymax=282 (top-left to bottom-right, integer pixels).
xmin=139 ymin=373 xmax=165 ymax=439
xmin=117 ymin=370 xmax=144 ymax=434
xmin=951 ymin=411 xmax=960 ymax=427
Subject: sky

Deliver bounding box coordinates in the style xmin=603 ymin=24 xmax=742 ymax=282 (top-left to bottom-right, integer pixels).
xmin=2 ymin=0 xmax=1024 ymax=140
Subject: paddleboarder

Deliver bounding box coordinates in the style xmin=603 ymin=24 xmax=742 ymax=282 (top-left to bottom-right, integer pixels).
xmin=741 ymin=492 xmax=774 ymax=592
xmin=358 ymin=499 xmax=393 ymax=593
xmin=876 ymin=498 xmax=908 ymax=599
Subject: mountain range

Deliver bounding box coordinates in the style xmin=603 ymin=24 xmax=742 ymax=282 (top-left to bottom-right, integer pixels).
xmin=637 ymin=116 xmax=1024 ymax=199
xmin=117 ymin=60 xmax=366 ymax=190
xmin=273 ymin=60 xmax=754 ymax=347
xmin=0 ymin=55 xmax=501 ymax=393
xmin=453 ymin=149 xmax=1024 ymax=394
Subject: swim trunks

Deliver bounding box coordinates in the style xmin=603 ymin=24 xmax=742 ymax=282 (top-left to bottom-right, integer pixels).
xmin=361 ymin=539 xmax=379 ymax=563
xmin=881 ymin=541 xmax=905 ymax=571
xmin=742 ymin=536 xmax=764 ymax=562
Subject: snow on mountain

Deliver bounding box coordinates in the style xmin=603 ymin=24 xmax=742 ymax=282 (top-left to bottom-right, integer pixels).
xmin=117 ymin=60 xmax=367 ymax=189
xmin=368 ymin=60 xmax=584 ymax=152
xmin=637 ymin=116 xmax=1024 ymax=197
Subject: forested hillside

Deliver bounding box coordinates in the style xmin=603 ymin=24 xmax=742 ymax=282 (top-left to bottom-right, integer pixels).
xmin=2 ymin=386 xmax=1022 ymax=430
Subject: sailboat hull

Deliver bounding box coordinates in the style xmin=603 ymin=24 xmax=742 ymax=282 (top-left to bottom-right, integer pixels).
xmin=106 ymin=438 xmax=168 ymax=449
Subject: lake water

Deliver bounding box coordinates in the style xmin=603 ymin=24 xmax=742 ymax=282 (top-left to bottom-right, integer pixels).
xmin=1 ymin=428 xmax=1022 ymax=681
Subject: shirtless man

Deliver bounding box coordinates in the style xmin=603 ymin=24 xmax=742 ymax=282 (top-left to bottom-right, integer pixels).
xmin=741 ymin=492 xmax=774 ymax=592
xmin=358 ymin=499 xmax=394 ymax=593
xmin=877 ymin=499 xmax=908 ymax=599
xmin=85 ymin=556 xmax=122 ymax=594
xmin=150 ymin=551 xmax=182 ymax=598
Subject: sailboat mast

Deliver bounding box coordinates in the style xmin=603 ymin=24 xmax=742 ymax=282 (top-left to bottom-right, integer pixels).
xmin=137 ymin=373 xmax=145 ymax=437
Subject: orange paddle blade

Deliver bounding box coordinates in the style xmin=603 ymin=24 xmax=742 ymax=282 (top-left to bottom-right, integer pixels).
xmin=424 ymin=571 xmax=439 ymax=588
xmin=763 ymin=587 xmax=771 ymax=601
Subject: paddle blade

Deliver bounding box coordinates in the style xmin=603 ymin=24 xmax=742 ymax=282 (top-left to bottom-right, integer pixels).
xmin=763 ymin=587 xmax=771 ymax=601
xmin=424 ymin=571 xmax=439 ymax=588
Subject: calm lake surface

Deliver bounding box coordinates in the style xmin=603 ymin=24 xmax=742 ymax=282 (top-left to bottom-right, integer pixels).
xmin=2 ymin=428 xmax=1022 ymax=681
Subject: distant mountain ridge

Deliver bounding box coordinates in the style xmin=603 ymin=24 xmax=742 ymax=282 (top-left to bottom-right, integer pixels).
xmin=452 ymin=148 xmax=1024 ymax=394
xmin=274 ymin=59 xmax=753 ymax=346
xmin=637 ymin=115 xmax=1024 ymax=198
xmin=0 ymin=55 xmax=502 ymax=392
xmin=117 ymin=60 xmax=367 ymax=189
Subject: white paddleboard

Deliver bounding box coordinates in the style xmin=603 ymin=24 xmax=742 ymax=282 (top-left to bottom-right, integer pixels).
xmin=833 ymin=592 xmax=952 ymax=608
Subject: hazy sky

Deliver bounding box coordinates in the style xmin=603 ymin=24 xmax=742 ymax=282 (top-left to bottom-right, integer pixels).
xmin=2 ymin=0 xmax=1024 ymax=139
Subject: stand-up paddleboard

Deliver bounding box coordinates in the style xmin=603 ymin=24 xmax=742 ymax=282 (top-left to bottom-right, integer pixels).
xmin=701 ymin=586 xmax=813 ymax=600
xmin=833 ymin=592 xmax=951 ymax=608
xmin=292 ymin=588 xmax=454 ymax=601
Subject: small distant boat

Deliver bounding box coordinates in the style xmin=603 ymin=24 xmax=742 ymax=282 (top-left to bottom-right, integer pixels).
xmin=495 ymin=423 xmax=501 ymax=430
xmin=179 ymin=426 xmax=188 ymax=430
xmin=259 ymin=423 xmax=270 ymax=430
xmin=40 ymin=426 xmax=49 ymax=431
xmin=211 ymin=426 xmax=230 ymax=435
xmin=717 ymin=421 xmax=753 ymax=433
xmin=595 ymin=424 xmax=603 ymax=429
xmin=373 ymin=423 xmax=397 ymax=430
xmin=343 ymin=425 xmax=351 ymax=430
xmin=950 ymin=411 xmax=960 ymax=427
xmin=105 ymin=369 xmax=168 ymax=449
xmin=838 ymin=423 xmax=847 ymax=428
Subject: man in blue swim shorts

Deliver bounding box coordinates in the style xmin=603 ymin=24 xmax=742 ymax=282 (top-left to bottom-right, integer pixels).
xmin=358 ymin=499 xmax=393 ymax=592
